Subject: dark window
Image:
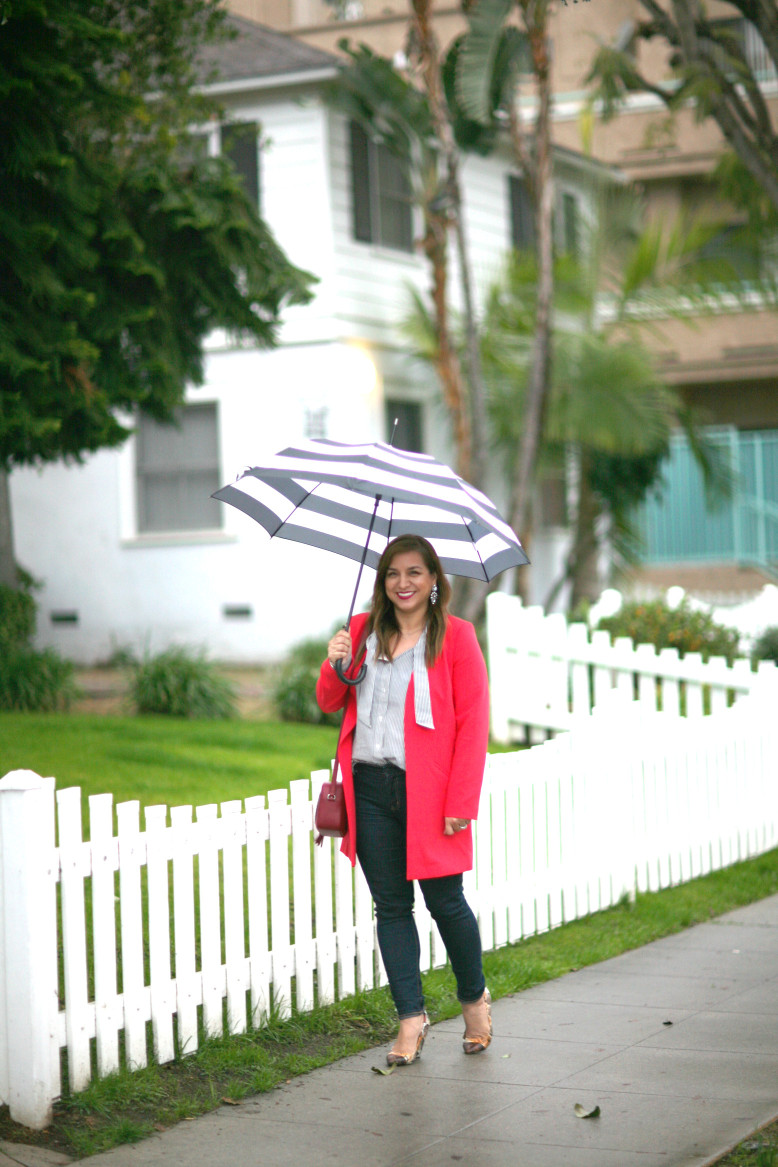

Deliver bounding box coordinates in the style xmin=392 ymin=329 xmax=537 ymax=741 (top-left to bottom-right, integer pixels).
xmin=386 ymin=400 xmax=423 ymax=453
xmin=221 ymin=122 xmax=260 ymax=207
xmin=515 ymin=32 xmax=534 ymax=73
xmin=537 ymin=471 xmax=568 ymax=528
xmin=182 ymin=125 xmax=261 ymax=206
xmin=560 ymin=191 xmax=580 ymax=257
xmin=136 ymin=404 xmax=222 ymax=533
xmin=350 ymin=121 xmax=414 ymax=253
xmin=350 ymin=122 xmax=373 ymax=243
xmin=509 ymin=175 xmax=535 ymax=251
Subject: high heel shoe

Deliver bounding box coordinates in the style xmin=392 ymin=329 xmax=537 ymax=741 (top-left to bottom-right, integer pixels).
xmin=386 ymin=1013 xmax=430 ymax=1067
xmin=462 ymin=988 xmax=492 ymax=1055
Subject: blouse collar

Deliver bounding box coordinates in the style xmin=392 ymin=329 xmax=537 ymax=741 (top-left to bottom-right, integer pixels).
xmin=358 ymin=628 xmax=435 ymax=730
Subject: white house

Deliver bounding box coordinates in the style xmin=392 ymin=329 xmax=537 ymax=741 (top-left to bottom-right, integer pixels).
xmin=10 ymin=17 xmax=607 ymax=665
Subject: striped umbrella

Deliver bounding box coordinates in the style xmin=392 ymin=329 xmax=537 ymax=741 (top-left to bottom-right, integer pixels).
xmin=213 ymin=439 xmax=528 ymax=678
xmin=214 ymin=437 xmax=527 ymax=577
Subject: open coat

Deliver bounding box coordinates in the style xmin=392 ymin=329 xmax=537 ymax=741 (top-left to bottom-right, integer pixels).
xmin=316 ymin=612 xmax=489 ymax=880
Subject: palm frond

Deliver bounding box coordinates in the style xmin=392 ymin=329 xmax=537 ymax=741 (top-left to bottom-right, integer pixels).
xmin=324 ymin=42 xmax=434 ymax=160
xmin=674 ymin=405 xmax=736 ymax=506
xmin=400 ymin=286 xmax=440 ymax=363
xmin=549 ymin=333 xmax=675 ymax=455
xmin=456 ymin=0 xmax=515 ymax=125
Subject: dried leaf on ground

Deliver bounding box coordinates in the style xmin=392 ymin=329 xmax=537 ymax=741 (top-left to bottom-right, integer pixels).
xmin=574 ymin=1103 xmax=601 ymax=1119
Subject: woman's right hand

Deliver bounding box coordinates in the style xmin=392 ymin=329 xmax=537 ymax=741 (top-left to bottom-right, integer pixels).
xmin=327 ymin=628 xmax=352 ymax=666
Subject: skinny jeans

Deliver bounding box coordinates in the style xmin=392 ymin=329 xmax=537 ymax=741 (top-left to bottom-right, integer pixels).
xmin=352 ymin=760 xmax=486 ymax=1019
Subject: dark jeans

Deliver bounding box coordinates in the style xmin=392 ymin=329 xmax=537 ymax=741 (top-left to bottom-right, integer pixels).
xmin=353 ymin=760 xmax=486 ymax=1019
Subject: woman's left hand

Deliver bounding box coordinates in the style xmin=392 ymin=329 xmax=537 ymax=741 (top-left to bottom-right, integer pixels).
xmin=444 ymin=817 xmax=470 ymax=836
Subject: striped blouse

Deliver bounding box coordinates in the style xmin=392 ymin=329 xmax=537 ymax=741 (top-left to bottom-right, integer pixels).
xmin=352 ymin=629 xmax=434 ymax=769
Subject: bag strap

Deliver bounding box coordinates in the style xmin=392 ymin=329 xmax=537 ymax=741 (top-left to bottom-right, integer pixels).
xmin=315 ymin=705 xmax=348 ymax=847
xmin=330 ymin=706 xmax=348 ymax=785
xmin=331 ymin=622 xmax=368 ymax=781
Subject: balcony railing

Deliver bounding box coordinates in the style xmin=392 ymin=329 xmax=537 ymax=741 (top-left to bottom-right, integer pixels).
xmin=634 ymin=427 xmax=778 ymax=576
xmin=743 ymin=19 xmax=777 ymax=80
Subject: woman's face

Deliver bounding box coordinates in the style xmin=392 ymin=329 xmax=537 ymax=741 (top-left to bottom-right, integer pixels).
xmin=383 ymin=550 xmax=436 ymax=622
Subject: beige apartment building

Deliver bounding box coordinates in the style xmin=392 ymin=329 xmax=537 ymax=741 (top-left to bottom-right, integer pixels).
xmin=227 ymin=0 xmax=778 ymax=585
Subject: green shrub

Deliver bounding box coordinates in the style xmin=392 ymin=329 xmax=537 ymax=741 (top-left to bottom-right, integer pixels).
xmin=596 ymin=597 xmax=740 ymax=663
xmin=272 ymin=635 xmax=340 ymax=726
xmin=129 ymin=647 xmax=237 ymax=719
xmin=0 ymin=646 xmax=77 ymax=711
xmin=752 ymin=626 xmax=778 ymax=665
xmin=0 ymin=572 xmax=37 ymax=652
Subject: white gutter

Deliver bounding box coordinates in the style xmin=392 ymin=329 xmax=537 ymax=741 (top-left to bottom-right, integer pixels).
xmin=196 ymin=66 xmax=339 ymax=98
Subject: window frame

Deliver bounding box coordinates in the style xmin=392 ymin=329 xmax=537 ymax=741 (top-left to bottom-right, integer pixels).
xmin=510 ymin=175 xmax=585 ymax=260
xmin=220 ymin=120 xmax=261 ymax=208
xmin=508 ymin=174 xmax=536 ymax=252
xmin=385 ymin=398 xmax=424 ymax=454
xmin=349 ymin=121 xmax=415 ymax=254
xmin=135 ymin=401 xmax=224 ymax=536
xmin=707 ymin=17 xmax=777 ymax=81
xmin=557 ymin=188 xmax=582 ymax=259
xmin=188 ymin=121 xmax=261 ymax=208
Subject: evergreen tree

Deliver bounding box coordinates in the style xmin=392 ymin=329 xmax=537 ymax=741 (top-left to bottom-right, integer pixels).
xmin=0 ymin=0 xmax=315 ymax=585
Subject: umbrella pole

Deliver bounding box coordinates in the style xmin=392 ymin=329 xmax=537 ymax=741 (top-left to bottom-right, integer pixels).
xmin=334 ymin=494 xmax=381 ymax=686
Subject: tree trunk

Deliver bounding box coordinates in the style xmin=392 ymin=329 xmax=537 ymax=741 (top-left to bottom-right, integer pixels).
xmin=451 ymin=173 xmax=488 ymax=491
xmin=460 ymin=1 xmax=554 ymax=627
xmin=569 ymin=451 xmax=603 ymax=610
xmin=0 ymin=467 xmax=18 ymax=589
xmin=508 ymin=1 xmax=554 ymax=545
xmin=420 ymin=207 xmax=471 ymax=479
xmin=410 ymin=0 xmax=492 ymax=621
xmin=410 ymin=0 xmax=490 ymax=491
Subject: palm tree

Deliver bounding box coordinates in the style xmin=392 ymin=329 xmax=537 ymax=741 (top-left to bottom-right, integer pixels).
xmin=482 ymin=182 xmax=736 ymax=608
xmin=325 ymin=40 xmax=490 ymax=486
xmin=457 ymin=0 xmax=557 ymax=569
xmin=405 ymin=184 xmax=735 ymax=611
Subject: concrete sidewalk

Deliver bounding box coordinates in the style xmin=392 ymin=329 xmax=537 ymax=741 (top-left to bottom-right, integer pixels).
xmin=4 ymin=894 xmax=778 ymax=1167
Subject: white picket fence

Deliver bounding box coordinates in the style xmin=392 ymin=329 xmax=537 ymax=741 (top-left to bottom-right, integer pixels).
xmin=2 ymin=676 xmax=778 ymax=1129
xmin=486 ymin=591 xmax=778 ymax=743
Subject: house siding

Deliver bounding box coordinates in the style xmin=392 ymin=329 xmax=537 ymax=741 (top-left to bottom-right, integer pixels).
xmin=327 ymin=114 xmax=428 ymax=338
xmin=10 ymin=92 xmax=383 ymax=665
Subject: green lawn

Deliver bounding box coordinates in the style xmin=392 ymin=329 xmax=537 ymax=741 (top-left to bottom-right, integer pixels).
xmin=1 ymin=713 xmax=340 ymax=815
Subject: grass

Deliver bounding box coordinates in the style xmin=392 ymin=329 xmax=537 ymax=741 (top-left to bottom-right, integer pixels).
xmin=714 ymin=1124 xmax=778 ymax=1167
xmin=1 ymin=712 xmax=519 ymax=819
xmin=1 ymin=844 xmax=777 ymax=1159
xmin=1 ymin=713 xmax=340 ymax=817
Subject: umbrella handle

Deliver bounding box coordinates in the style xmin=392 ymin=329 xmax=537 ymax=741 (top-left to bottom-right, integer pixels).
xmin=333 ymin=657 xmax=366 ymax=686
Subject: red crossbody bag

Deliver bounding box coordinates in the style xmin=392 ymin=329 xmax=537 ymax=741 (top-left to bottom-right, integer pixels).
xmin=314 ymin=642 xmax=366 ymax=844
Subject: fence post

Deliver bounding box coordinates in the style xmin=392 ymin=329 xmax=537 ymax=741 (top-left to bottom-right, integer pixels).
xmin=486 ymin=592 xmax=519 ymax=744
xmin=0 ymin=770 xmax=60 ymax=1129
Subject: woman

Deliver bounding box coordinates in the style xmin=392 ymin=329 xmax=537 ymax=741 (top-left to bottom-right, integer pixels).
xmin=316 ymin=534 xmax=492 ymax=1066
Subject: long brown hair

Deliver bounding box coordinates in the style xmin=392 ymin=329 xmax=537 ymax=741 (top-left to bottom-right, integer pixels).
xmin=366 ymin=535 xmax=451 ymax=666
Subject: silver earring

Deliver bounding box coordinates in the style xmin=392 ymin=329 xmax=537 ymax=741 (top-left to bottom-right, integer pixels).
xmin=430 ymin=583 xmax=438 ymax=606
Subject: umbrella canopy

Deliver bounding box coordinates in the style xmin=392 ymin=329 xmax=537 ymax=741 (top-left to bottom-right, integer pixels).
xmin=212 ymin=438 xmax=529 ymax=584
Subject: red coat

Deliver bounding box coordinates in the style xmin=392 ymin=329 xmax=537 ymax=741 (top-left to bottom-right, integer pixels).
xmin=316 ymin=612 xmax=489 ymax=880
